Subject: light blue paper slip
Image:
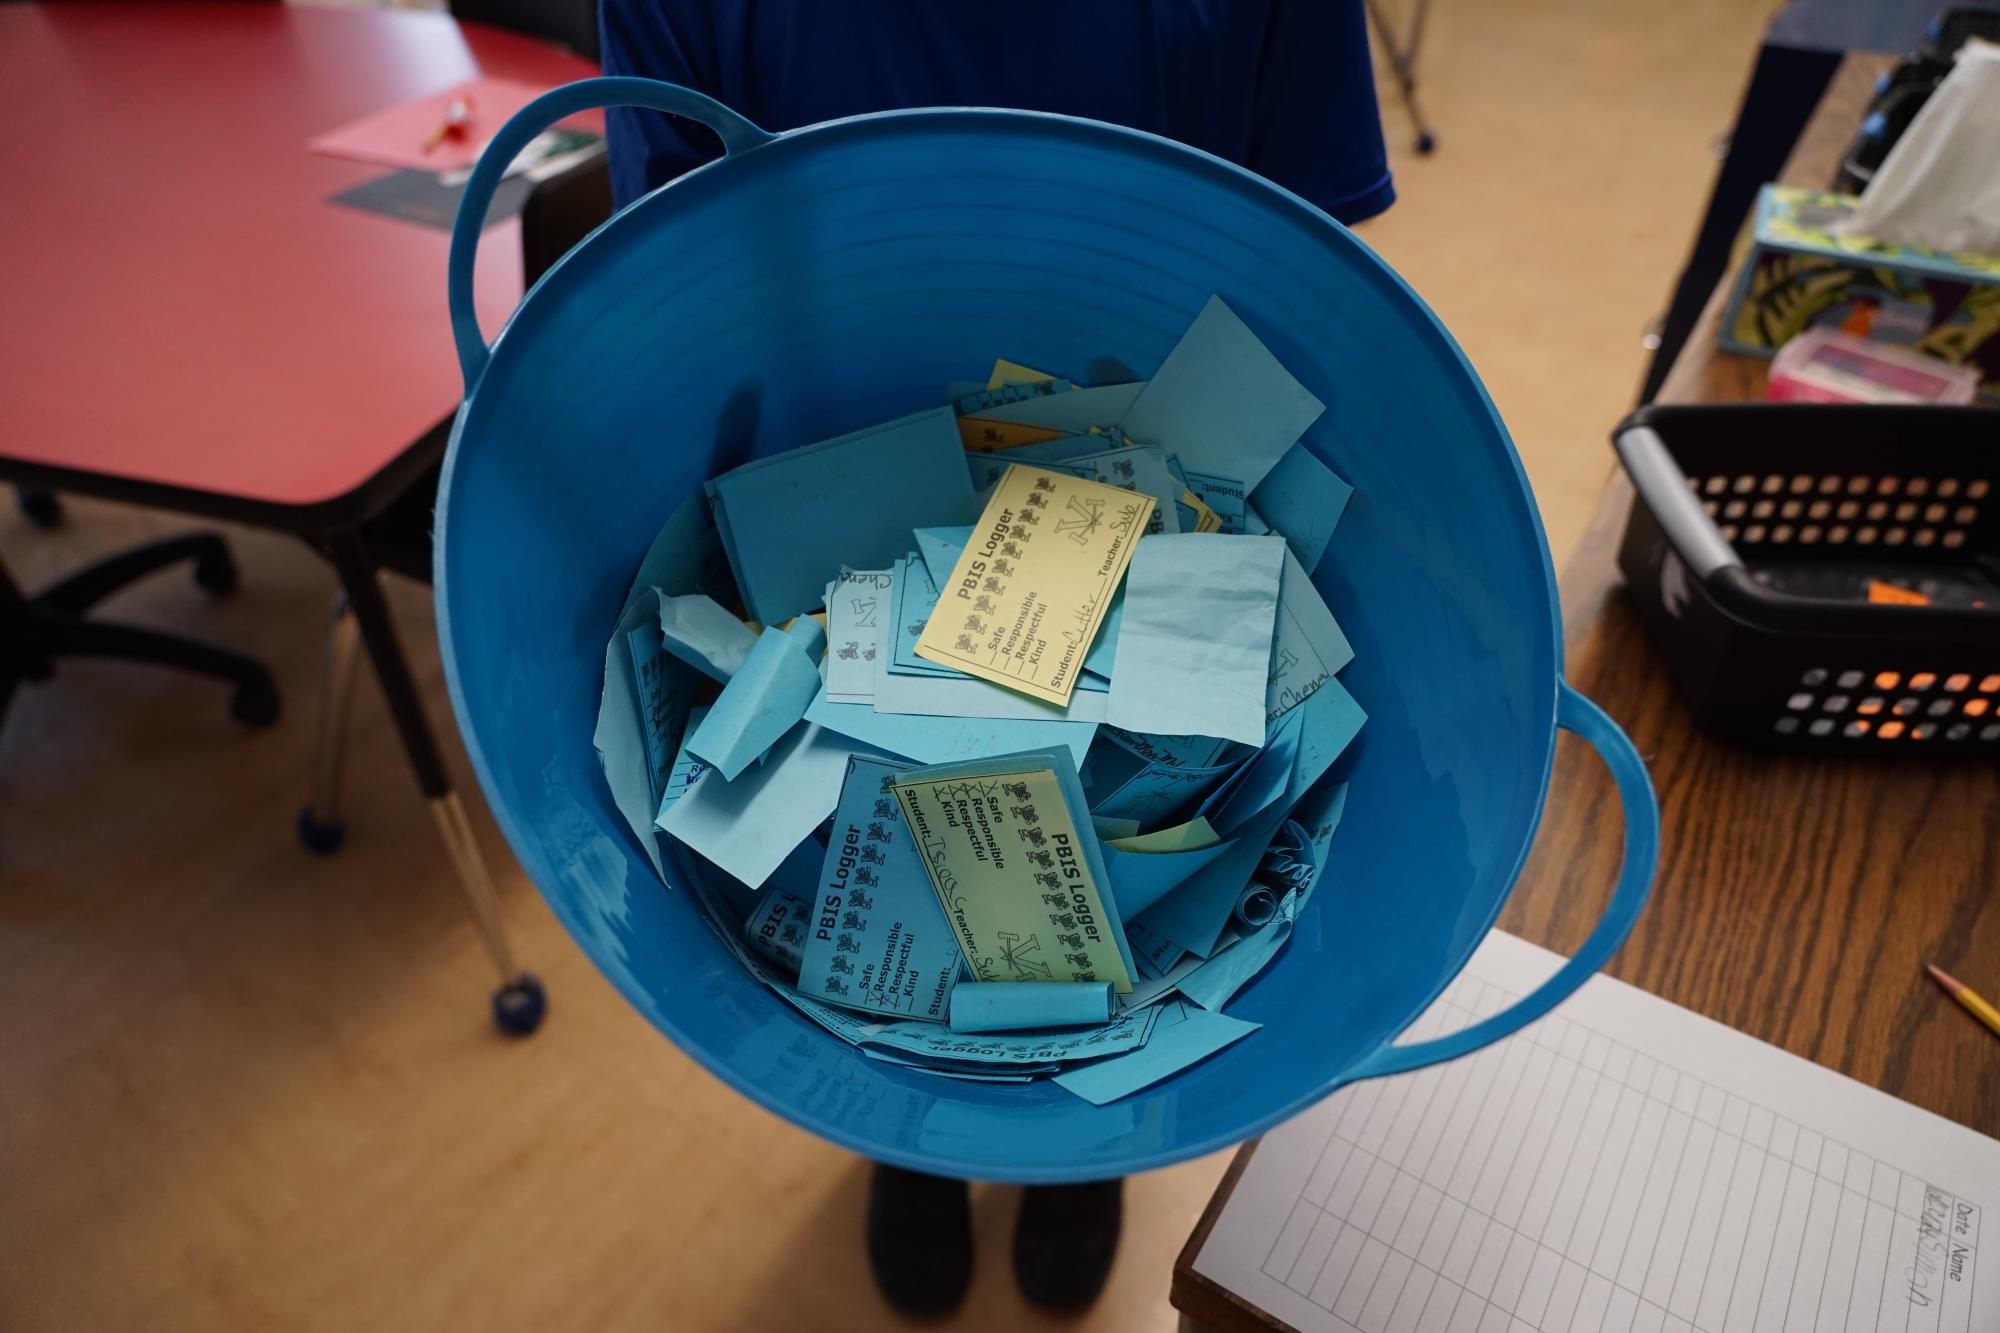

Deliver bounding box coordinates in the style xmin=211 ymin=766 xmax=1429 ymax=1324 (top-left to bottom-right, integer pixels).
xmin=1052 ymin=997 xmax=1259 ymax=1105
xmin=1250 ymin=442 xmax=1353 ymax=574
xmin=796 ymin=756 xmax=963 ymax=1021
xmin=687 ymin=617 xmax=826 ymax=781
xmin=1119 ymin=296 xmax=1324 ymax=495
xmin=658 ymin=592 xmax=757 ymax=683
xmin=825 ymin=570 xmax=894 ymax=702
xmin=1106 ymin=534 xmax=1286 ymax=746
xmin=1265 ymin=549 xmax=1354 ymax=725
xmin=947 ymin=981 xmax=1116 ymax=1033
xmin=707 ymin=406 xmax=978 ymax=624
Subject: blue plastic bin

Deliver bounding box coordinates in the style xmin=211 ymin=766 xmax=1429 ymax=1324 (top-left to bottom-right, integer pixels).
xmin=434 ymin=79 xmax=1659 ymax=1182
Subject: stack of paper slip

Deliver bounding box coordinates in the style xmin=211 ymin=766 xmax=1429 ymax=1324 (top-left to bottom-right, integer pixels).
xmin=593 ymin=297 xmax=1365 ymax=1103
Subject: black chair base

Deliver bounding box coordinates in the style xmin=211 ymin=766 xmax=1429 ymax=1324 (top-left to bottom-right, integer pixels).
xmin=1 ymin=532 xmax=279 ymax=732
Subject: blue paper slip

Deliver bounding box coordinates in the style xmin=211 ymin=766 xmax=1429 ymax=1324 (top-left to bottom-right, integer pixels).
xmin=913 ymin=526 xmax=974 ymax=589
xmin=965 ymin=444 xmax=1184 ymax=535
xmin=1265 ymin=549 xmax=1355 ymax=725
xmin=658 ymin=591 xmax=757 ymax=683
xmin=1196 ymin=706 xmax=1304 ymax=837
xmin=1053 ymin=997 xmax=1259 ymax=1104
xmin=1239 ymin=504 xmax=1270 ymax=536
xmin=1177 ymin=787 xmax=1346 ymax=1013
xmin=625 ymin=622 xmax=681 ymax=807
xmin=1135 ymin=678 xmax=1364 ymax=958
xmin=1092 ymin=760 xmax=1238 ymax=829
xmin=1125 ymin=919 xmax=1187 ymax=980
xmin=796 ymin=756 xmax=963 ymax=1021
xmin=958 ymin=380 xmax=1144 ymax=434
xmin=1105 ymin=534 xmax=1286 ymax=747
xmin=824 ymin=570 xmax=893 ymax=702
xmin=947 ymin=981 xmax=1116 ymax=1033
xmin=1177 ymin=919 xmax=1285 ymax=1013
xmin=1118 ymin=296 xmax=1324 ymax=495
xmin=1119 ymin=947 xmax=1206 ymax=1009
xmin=657 ymin=705 xmax=712 ymax=820
xmin=863 ymin=1049 xmax=1043 ymax=1082
xmin=1092 ymin=816 xmax=1141 ymax=841
xmin=658 ymin=721 xmax=882 ymax=889
xmin=952 ymin=379 xmax=1076 ymax=416
xmin=1100 ymin=835 xmax=1236 ymax=920
xmin=705 ymin=406 xmax=978 ymax=625
xmin=687 ymin=620 xmax=825 ymax=781
xmin=858 ymin=1003 xmax=1157 ymax=1066
xmin=594 ymin=595 xmax=695 ymax=881
xmin=1097 ymin=726 xmax=1239 ymax=772
xmin=805 ymin=694 xmax=1097 ymax=768
xmin=1250 ymin=443 xmax=1353 ymax=574
xmin=888 ymin=556 xmax=969 ymax=681
xmin=617 ymin=491 xmax=737 ymax=623
xmin=744 ymin=888 xmax=813 ymax=978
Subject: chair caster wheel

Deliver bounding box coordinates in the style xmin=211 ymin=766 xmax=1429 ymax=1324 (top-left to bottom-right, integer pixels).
xmin=493 ymin=974 xmax=547 ymax=1036
xmin=1415 ymin=132 xmax=1437 ymax=155
xmin=231 ymin=678 xmax=281 ymax=727
xmin=194 ymin=550 xmax=239 ymax=595
xmin=18 ymin=489 xmax=63 ymax=527
xmin=296 ymin=806 xmax=347 ymax=856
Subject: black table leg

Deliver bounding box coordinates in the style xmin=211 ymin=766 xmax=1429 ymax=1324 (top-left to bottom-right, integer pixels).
xmin=323 ymin=530 xmax=546 ymax=1036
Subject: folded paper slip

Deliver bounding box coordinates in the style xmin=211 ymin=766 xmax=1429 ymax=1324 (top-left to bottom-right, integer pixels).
xmin=947 ymin=981 xmax=1116 ymax=1033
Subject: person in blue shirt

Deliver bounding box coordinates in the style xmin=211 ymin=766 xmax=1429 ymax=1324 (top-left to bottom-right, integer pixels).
xmin=599 ymin=0 xmax=1391 ymax=1317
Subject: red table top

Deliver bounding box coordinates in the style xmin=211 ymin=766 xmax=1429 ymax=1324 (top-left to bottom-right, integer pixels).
xmin=0 ymin=3 xmax=598 ymax=509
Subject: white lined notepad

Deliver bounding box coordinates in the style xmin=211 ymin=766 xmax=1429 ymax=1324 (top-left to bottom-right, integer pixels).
xmin=1194 ymin=931 xmax=1998 ymax=1333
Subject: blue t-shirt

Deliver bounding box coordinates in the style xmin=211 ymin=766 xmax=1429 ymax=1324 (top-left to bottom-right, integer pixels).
xmin=600 ymin=0 xmax=1393 ymax=224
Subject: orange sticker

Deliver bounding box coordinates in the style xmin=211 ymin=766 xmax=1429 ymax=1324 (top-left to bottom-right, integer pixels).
xmin=1866 ymin=580 xmax=1929 ymax=606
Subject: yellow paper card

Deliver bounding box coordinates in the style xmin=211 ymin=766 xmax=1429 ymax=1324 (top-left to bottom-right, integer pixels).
xmin=985 ymin=359 xmax=1059 ymax=390
xmin=957 ymin=416 xmax=1068 ymax=452
xmin=916 ymin=464 xmax=1154 ymax=706
xmin=892 ymin=767 xmax=1134 ymax=992
xmin=1182 ymin=489 xmax=1226 ymax=534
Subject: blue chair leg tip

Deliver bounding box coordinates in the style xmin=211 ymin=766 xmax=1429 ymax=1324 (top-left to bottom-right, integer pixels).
xmin=296 ymin=807 xmax=347 ymax=856
xmin=1416 ymin=132 xmax=1437 ymax=155
xmin=493 ymin=974 xmax=547 ymax=1036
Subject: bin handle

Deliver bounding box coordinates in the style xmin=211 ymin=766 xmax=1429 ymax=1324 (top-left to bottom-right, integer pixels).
xmin=1343 ymin=683 xmax=1659 ymax=1082
xmin=447 ymin=77 xmax=776 ymax=392
xmin=1614 ymin=425 xmax=1742 ymax=580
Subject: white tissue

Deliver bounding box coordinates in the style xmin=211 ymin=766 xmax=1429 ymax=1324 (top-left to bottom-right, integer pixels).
xmin=1838 ymin=38 xmax=2000 ymax=255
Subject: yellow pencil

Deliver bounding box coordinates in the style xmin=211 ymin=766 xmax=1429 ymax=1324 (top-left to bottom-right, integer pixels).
xmin=1926 ymin=963 xmax=2000 ymax=1040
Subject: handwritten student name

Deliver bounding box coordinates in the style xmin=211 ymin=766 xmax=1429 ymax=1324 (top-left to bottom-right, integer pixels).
xmin=1905 ymin=1186 xmax=1953 ymax=1307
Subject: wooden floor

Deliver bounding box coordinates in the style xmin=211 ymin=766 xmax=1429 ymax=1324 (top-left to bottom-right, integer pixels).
xmin=1 ymin=3 xmax=1774 ymax=1328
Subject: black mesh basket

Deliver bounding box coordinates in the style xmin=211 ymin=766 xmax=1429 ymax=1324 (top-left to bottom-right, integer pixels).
xmin=1614 ymin=403 xmax=1999 ymax=755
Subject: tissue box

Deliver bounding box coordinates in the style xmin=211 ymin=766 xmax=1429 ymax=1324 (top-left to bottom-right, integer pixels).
xmin=1721 ymin=185 xmax=2000 ymax=399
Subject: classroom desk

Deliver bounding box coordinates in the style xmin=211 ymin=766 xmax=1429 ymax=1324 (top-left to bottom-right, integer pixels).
xmin=1173 ymin=50 xmax=2000 ymax=1332
xmin=0 ymin=3 xmax=596 ymax=1029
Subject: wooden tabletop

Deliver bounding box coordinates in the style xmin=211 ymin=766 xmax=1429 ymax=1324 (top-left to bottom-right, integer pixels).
xmin=0 ymin=4 xmax=595 ymax=510
xmin=1174 ymin=50 xmax=2000 ymax=1333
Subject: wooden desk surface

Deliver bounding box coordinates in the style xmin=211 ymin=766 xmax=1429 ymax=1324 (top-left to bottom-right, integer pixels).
xmin=1174 ymin=51 xmax=2000 ymax=1333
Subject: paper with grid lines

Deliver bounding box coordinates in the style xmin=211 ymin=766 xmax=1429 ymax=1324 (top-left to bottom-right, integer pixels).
xmin=1194 ymin=931 xmax=2000 ymax=1333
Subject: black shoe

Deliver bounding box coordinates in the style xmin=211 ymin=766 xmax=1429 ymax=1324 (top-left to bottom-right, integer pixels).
xmin=867 ymin=1164 xmax=973 ymax=1320
xmin=1013 ymin=1179 xmax=1123 ymax=1312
